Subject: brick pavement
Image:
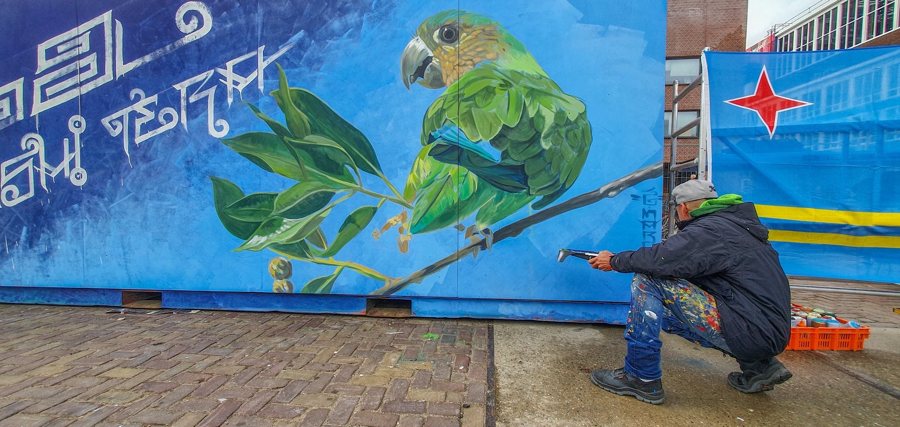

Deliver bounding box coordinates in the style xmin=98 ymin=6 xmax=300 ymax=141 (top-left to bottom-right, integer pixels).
xmin=790 ymin=279 xmax=900 ymax=328
xmin=0 ymin=305 xmax=491 ymax=426
xmin=791 ymin=289 xmax=900 ymax=328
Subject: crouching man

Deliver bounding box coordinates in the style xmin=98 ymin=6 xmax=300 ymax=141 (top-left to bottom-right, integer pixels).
xmin=588 ymin=179 xmax=791 ymax=404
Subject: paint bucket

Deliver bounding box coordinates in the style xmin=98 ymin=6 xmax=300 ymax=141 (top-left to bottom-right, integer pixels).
xmin=825 ymin=319 xmax=842 ymax=328
xmin=809 ymin=318 xmax=828 ymax=328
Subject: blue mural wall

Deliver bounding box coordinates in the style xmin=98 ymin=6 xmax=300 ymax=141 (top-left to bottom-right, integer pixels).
xmin=0 ymin=0 xmax=666 ymax=320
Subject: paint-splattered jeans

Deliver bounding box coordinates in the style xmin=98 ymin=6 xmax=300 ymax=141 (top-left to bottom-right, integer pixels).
xmin=624 ymin=273 xmax=730 ymax=381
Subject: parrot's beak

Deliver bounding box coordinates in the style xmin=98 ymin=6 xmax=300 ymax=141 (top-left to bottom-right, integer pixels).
xmin=401 ymin=36 xmax=444 ymax=89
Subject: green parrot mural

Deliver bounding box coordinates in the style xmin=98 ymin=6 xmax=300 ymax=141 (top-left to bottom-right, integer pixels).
xmin=213 ymin=10 xmax=603 ymax=294
xmin=399 ymin=10 xmax=592 ymax=235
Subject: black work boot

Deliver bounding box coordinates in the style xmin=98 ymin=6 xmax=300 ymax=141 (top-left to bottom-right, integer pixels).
xmin=727 ymin=357 xmax=792 ymax=393
xmin=590 ymin=368 xmax=665 ymax=404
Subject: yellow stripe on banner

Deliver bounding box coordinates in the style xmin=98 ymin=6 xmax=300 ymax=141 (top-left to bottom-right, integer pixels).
xmin=755 ymin=204 xmax=900 ymax=227
xmin=768 ymin=230 xmax=900 ymax=248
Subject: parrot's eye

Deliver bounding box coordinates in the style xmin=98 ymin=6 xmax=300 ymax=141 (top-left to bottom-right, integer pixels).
xmin=438 ymin=24 xmax=459 ymax=44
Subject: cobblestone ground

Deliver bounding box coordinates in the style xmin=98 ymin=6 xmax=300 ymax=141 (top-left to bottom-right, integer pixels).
xmin=0 ymin=305 xmax=490 ymax=427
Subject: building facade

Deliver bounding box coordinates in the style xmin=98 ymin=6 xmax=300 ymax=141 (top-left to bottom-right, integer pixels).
xmin=660 ymin=0 xmax=748 ymax=233
xmin=664 ymin=0 xmax=749 ymax=180
xmin=753 ymin=0 xmax=898 ymax=52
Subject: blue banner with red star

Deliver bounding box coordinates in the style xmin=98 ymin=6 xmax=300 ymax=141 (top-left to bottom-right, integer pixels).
xmin=704 ymin=47 xmax=900 ymax=284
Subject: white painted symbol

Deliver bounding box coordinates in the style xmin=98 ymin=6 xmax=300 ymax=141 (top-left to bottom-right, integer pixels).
xmin=0 ymin=115 xmax=87 ymax=208
xmin=0 ymin=78 xmax=25 ymax=131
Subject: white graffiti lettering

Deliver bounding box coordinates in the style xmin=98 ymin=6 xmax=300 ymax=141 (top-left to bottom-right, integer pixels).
xmin=29 ymin=2 xmax=213 ymax=117
xmin=218 ymin=44 xmax=294 ymax=106
xmin=1 ymin=0 xmax=297 ymax=209
xmin=1 ymin=116 xmax=86 ymax=208
xmin=115 ymin=1 xmax=213 ymax=77
xmin=0 ymin=78 xmax=25 ymax=131
xmin=32 ymin=12 xmax=114 ymax=116
xmin=173 ymin=70 xmax=229 ymax=138
xmin=101 ymin=89 xmax=178 ymax=163
xmin=101 ymin=44 xmax=294 ymax=160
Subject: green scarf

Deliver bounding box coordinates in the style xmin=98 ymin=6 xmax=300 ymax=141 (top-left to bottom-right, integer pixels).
xmin=690 ymin=194 xmax=743 ymax=218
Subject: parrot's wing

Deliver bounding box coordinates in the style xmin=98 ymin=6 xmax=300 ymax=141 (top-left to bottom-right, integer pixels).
xmin=427 ymin=125 xmax=528 ymax=193
xmin=423 ymin=64 xmax=592 ymax=210
xmin=403 ymin=145 xmax=490 ymax=234
xmin=474 ymin=189 xmax=533 ymax=229
xmin=520 ymin=88 xmax=593 ymax=210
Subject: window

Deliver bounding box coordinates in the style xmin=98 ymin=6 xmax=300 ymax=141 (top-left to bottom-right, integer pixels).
xmin=775 ymin=32 xmax=795 ymax=52
xmin=798 ymin=22 xmax=816 ymax=51
xmin=803 ymin=91 xmax=822 ymax=119
xmin=884 ymin=1 xmax=896 ymax=33
xmin=816 ymin=15 xmax=826 ymax=50
xmin=665 ymin=58 xmax=700 ymax=85
xmin=840 ymin=0 xmax=860 ymax=48
xmin=887 ymin=62 xmax=900 ymax=98
xmin=867 ymin=0 xmax=876 ymax=39
xmin=855 ymin=0 xmax=866 ymax=45
xmin=872 ymin=0 xmax=895 ymax=36
xmin=784 ymin=31 xmax=795 ymax=51
xmin=806 ymin=22 xmax=816 ymax=50
xmin=828 ymin=7 xmax=838 ymax=49
xmin=858 ymin=0 xmax=896 ymax=41
xmin=853 ymin=68 xmax=882 ymax=105
xmin=825 ymin=80 xmax=850 ymax=112
xmin=815 ymin=8 xmax=839 ymax=50
xmin=664 ymin=111 xmax=700 ymax=138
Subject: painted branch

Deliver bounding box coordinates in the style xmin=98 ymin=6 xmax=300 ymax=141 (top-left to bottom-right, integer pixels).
xmin=371 ymin=160 xmax=695 ymax=296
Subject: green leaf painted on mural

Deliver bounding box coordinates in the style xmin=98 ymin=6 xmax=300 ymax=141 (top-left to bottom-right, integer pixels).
xmin=237 ymin=208 xmax=332 ymax=252
xmin=281 ymin=87 xmax=382 ymax=175
xmin=274 ymin=64 xmax=311 ymax=138
xmin=246 ymin=103 xmax=292 ymax=138
xmin=221 ymin=132 xmax=356 ymax=187
xmin=274 ymin=181 xmax=338 ymax=219
xmin=287 ymin=135 xmax=359 ymax=178
xmin=300 ymin=268 xmax=343 ymax=294
xmin=271 ymin=241 xmax=314 ymax=259
xmin=221 ymin=132 xmax=304 ymax=180
xmin=475 ymin=192 xmax=532 ymax=228
xmin=308 ymin=227 xmax=328 ymax=250
xmin=225 ymin=193 xmax=277 ymax=222
xmin=322 ymin=205 xmax=379 ymax=257
xmin=210 ymin=177 xmax=261 ymax=240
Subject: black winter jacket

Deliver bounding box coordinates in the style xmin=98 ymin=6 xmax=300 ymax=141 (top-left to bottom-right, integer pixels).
xmin=610 ymin=202 xmax=791 ymax=361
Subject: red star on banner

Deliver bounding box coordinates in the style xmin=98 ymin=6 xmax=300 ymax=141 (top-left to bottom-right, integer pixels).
xmin=724 ymin=66 xmax=811 ymax=138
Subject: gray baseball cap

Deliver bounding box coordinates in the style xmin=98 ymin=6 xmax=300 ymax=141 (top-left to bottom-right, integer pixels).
xmin=672 ymin=179 xmax=718 ymax=204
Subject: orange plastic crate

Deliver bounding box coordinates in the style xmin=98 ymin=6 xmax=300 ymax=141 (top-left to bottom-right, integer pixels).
xmin=786 ymin=324 xmax=870 ymax=351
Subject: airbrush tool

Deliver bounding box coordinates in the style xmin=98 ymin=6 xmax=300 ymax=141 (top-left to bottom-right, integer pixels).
xmin=557 ymin=249 xmax=599 ymax=262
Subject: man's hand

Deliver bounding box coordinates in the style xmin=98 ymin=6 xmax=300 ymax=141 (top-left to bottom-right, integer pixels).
xmin=589 ymin=250 xmax=615 ymax=271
